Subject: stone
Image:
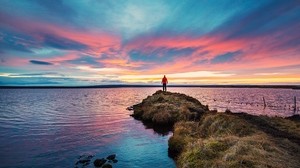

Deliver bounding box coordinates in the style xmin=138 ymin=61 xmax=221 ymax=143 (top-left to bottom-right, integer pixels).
xmin=78 ymin=159 xmax=90 ymax=164
xmin=102 ymin=164 xmax=113 ymax=168
xmin=126 ymin=106 xmax=133 ymax=111
xmin=106 ymin=154 xmax=116 ymax=160
xmin=93 ymin=158 xmax=106 ymax=167
xmin=75 ymin=154 xmax=94 ymax=166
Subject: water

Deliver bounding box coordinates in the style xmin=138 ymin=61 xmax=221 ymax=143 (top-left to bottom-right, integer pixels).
xmin=0 ymin=87 xmax=299 ymax=168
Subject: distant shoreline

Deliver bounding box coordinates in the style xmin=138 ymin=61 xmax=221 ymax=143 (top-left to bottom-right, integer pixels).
xmin=0 ymin=85 xmax=299 ymax=89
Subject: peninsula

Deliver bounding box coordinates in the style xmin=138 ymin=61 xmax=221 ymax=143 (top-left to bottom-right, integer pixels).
xmin=131 ymin=91 xmax=300 ymax=167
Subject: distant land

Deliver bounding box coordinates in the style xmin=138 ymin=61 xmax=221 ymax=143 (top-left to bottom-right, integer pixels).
xmin=0 ymin=85 xmax=299 ymax=89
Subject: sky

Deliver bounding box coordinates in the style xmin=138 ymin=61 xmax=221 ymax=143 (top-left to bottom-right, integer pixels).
xmin=0 ymin=0 xmax=299 ymax=86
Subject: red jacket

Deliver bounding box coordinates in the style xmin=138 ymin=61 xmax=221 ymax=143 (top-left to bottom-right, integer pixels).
xmin=162 ymin=77 xmax=168 ymax=84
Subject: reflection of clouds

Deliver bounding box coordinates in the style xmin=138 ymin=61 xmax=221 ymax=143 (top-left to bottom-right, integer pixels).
xmin=170 ymin=87 xmax=299 ymax=117
xmin=0 ymin=87 xmax=297 ymax=167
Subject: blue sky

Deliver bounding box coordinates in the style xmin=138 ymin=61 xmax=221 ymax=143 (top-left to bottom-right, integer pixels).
xmin=0 ymin=0 xmax=300 ymax=85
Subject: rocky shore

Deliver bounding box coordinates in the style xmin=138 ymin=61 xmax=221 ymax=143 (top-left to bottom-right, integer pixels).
xmin=131 ymin=91 xmax=300 ymax=168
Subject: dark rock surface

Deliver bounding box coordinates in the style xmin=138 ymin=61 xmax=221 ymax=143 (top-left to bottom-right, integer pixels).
xmin=75 ymin=154 xmax=94 ymax=167
xmin=102 ymin=164 xmax=113 ymax=168
xmin=92 ymin=154 xmax=118 ymax=168
xmin=106 ymin=154 xmax=116 ymax=160
xmin=93 ymin=158 xmax=106 ymax=167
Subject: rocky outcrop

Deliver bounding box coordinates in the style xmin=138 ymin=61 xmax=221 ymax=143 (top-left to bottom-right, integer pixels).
xmin=131 ymin=90 xmax=209 ymax=125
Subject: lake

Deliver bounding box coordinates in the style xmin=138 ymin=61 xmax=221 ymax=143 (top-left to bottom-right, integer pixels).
xmin=0 ymin=87 xmax=299 ymax=168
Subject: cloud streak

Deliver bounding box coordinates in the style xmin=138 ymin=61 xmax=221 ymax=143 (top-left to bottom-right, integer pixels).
xmin=0 ymin=0 xmax=299 ymax=85
xmin=30 ymin=60 xmax=53 ymax=65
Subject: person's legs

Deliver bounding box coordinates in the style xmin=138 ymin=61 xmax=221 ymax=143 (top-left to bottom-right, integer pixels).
xmin=163 ymin=84 xmax=166 ymax=91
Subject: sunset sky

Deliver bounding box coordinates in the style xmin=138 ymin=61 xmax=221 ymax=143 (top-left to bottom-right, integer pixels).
xmin=0 ymin=0 xmax=299 ymax=86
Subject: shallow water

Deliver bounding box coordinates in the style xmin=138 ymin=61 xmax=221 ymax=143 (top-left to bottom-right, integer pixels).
xmin=170 ymin=87 xmax=300 ymax=116
xmin=0 ymin=87 xmax=299 ymax=167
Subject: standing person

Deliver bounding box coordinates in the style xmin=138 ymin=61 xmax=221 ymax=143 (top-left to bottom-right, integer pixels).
xmin=161 ymin=75 xmax=168 ymax=91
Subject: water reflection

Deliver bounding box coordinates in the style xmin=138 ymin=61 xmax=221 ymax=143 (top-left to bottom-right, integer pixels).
xmin=168 ymin=87 xmax=300 ymax=116
xmin=139 ymin=120 xmax=173 ymax=136
xmin=0 ymin=87 xmax=299 ymax=167
xmin=0 ymin=88 xmax=175 ymax=168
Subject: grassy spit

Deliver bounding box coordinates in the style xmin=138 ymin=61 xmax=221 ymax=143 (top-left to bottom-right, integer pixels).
xmin=131 ymin=91 xmax=300 ymax=167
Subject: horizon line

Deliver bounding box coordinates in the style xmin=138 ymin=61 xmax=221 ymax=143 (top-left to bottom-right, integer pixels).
xmin=0 ymin=84 xmax=299 ymax=89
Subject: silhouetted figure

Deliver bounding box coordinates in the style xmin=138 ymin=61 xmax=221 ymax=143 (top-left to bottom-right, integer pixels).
xmin=161 ymin=75 xmax=168 ymax=91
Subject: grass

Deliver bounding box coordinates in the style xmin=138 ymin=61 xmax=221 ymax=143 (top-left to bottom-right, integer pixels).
xmin=132 ymin=90 xmax=209 ymax=125
xmin=169 ymin=113 xmax=300 ymax=168
xmin=131 ymin=91 xmax=300 ymax=167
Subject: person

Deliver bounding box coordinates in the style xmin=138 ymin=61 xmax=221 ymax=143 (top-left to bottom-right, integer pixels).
xmin=161 ymin=75 xmax=168 ymax=91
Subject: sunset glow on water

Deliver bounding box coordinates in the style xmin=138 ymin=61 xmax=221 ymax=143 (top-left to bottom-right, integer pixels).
xmin=0 ymin=88 xmax=299 ymax=167
xmin=1 ymin=1 xmax=299 ymax=167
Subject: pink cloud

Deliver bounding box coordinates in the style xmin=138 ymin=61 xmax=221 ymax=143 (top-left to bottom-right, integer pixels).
xmin=0 ymin=12 xmax=121 ymax=56
xmin=125 ymin=28 xmax=300 ymax=74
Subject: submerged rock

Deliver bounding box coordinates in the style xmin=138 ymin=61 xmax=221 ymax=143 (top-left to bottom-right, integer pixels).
xmin=131 ymin=90 xmax=209 ymax=125
xmin=106 ymin=154 xmax=116 ymax=160
xmin=102 ymin=164 xmax=112 ymax=168
xmin=93 ymin=158 xmax=106 ymax=167
xmin=75 ymin=154 xmax=94 ymax=166
xmin=126 ymin=106 xmax=134 ymax=111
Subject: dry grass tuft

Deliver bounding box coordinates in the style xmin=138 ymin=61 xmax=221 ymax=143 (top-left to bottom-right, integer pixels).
xmin=131 ymin=91 xmax=300 ymax=167
xmin=132 ymin=90 xmax=209 ymax=125
xmin=171 ymin=113 xmax=300 ymax=168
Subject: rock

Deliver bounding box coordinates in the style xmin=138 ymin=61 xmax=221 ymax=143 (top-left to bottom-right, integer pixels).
xmin=75 ymin=154 xmax=93 ymax=166
xmin=82 ymin=162 xmax=90 ymax=166
xmin=78 ymin=154 xmax=93 ymax=160
xmin=102 ymin=164 xmax=113 ymax=168
xmin=126 ymin=106 xmax=133 ymax=111
xmin=106 ymin=154 xmax=116 ymax=160
xmin=112 ymin=159 xmax=118 ymax=163
xmin=78 ymin=159 xmax=90 ymax=164
xmin=94 ymin=158 xmax=106 ymax=167
xmin=131 ymin=90 xmax=209 ymax=125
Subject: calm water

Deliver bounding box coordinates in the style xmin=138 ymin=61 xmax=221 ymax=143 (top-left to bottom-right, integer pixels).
xmin=0 ymin=87 xmax=299 ymax=168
